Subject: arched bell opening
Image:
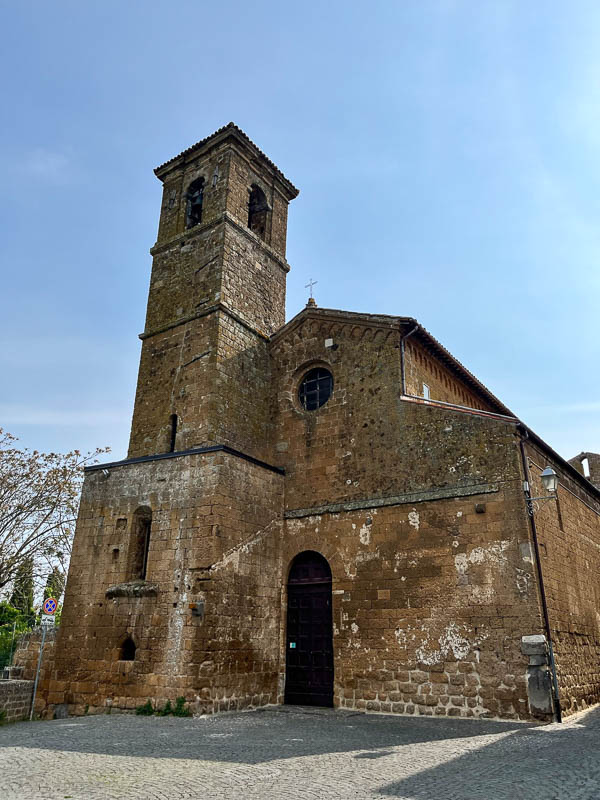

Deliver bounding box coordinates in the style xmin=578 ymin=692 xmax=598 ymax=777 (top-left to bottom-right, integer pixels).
xmin=284 ymin=550 xmax=333 ymax=707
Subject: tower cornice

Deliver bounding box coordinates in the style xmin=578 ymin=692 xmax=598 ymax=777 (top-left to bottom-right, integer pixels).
xmin=149 ymin=211 xmax=291 ymax=273
xmin=154 ymin=122 xmax=299 ymax=201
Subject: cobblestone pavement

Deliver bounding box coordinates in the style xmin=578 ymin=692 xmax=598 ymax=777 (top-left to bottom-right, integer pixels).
xmin=1 ymin=705 xmax=600 ymax=799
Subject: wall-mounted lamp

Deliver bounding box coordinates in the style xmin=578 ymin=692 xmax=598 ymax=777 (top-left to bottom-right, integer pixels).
xmin=526 ymin=467 xmax=558 ymax=515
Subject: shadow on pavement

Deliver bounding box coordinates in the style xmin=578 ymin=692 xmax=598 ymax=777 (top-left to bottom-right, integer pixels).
xmin=0 ymin=705 xmax=541 ymax=765
xmin=379 ymin=705 xmax=600 ymax=799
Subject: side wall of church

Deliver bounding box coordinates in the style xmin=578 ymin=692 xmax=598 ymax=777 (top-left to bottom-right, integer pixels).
xmin=523 ymin=441 xmax=600 ymax=717
xmin=41 ymin=452 xmax=283 ymax=716
xmin=404 ymin=339 xmax=497 ymax=413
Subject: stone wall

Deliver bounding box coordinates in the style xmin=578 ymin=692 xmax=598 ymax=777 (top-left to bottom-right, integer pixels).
xmin=44 ymin=450 xmax=283 ymax=716
xmin=269 ymin=311 xmax=547 ymax=719
xmin=524 ymin=440 xmax=600 ymax=717
xmin=278 ymin=493 xmax=541 ymax=720
xmin=0 ymin=680 xmax=34 ymax=723
xmin=45 ymin=299 xmax=559 ymax=722
xmin=11 ymin=628 xmax=57 ymax=718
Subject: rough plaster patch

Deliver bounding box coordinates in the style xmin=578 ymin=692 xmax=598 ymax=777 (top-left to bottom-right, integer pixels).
xmin=520 ymin=542 xmax=534 ymax=564
xmin=408 ymin=510 xmax=420 ymax=530
xmin=516 ymin=569 xmax=532 ymax=594
xmin=394 ymin=627 xmax=407 ymax=647
xmin=359 ymin=523 xmax=371 ymax=545
xmin=416 ymin=621 xmax=488 ymax=665
xmin=470 ymin=585 xmax=495 ymax=603
xmin=215 ymin=519 xmax=281 ymax=572
xmin=355 ymin=550 xmax=379 ymax=566
xmin=454 ymin=541 xmax=510 ymax=575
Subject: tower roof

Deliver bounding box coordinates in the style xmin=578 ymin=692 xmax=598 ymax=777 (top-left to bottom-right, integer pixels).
xmin=154 ymin=122 xmax=299 ymax=199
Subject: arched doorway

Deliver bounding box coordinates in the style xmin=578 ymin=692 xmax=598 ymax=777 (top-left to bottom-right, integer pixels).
xmin=285 ymin=551 xmax=333 ymax=707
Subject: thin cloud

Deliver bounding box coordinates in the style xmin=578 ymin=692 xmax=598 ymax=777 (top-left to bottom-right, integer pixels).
xmin=0 ymin=405 xmax=123 ymax=427
xmin=14 ymin=147 xmax=78 ymax=185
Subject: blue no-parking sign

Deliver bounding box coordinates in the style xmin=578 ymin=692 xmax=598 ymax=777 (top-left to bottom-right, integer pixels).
xmin=42 ymin=597 xmax=57 ymax=615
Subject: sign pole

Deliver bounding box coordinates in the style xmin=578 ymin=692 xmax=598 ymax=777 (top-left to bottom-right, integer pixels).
xmin=30 ymin=622 xmax=48 ymax=720
xmin=29 ymin=598 xmax=57 ymax=719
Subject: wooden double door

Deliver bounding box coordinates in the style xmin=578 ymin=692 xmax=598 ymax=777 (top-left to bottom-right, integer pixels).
xmin=284 ymin=551 xmax=333 ymax=707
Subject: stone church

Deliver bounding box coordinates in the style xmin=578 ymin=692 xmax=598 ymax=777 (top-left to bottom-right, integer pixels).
xmin=27 ymin=123 xmax=600 ymax=722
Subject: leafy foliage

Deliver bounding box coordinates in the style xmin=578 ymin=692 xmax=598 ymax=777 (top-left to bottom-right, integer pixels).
xmin=0 ymin=428 xmax=108 ymax=601
xmin=158 ymin=699 xmax=172 ymax=716
xmin=135 ymin=699 xmax=155 ymax=716
xmin=135 ymin=697 xmax=192 ymax=717
xmin=173 ymin=696 xmax=192 ymax=717
xmin=9 ymin=558 xmax=34 ymax=619
xmin=0 ymin=602 xmax=33 ymax=669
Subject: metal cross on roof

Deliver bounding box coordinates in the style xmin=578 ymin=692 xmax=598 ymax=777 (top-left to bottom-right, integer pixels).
xmin=305 ymin=278 xmax=318 ymax=299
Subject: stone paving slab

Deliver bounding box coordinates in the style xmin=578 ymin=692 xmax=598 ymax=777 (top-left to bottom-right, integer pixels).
xmin=0 ymin=705 xmax=599 ymax=799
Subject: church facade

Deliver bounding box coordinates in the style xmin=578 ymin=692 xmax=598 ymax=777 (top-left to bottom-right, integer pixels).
xmin=32 ymin=124 xmax=600 ymax=722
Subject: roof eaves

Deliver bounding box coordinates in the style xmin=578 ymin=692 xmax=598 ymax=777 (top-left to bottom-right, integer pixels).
xmin=269 ymin=306 xmax=414 ymax=344
xmin=413 ymin=324 xmax=513 ymax=417
xmin=154 ymin=122 xmax=299 ymax=197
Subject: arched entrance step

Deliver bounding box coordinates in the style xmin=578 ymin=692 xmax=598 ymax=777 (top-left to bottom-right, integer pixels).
xmin=285 ymin=551 xmax=333 ymax=708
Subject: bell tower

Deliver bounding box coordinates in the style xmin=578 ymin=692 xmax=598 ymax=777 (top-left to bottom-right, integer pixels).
xmin=127 ymin=123 xmax=298 ymax=461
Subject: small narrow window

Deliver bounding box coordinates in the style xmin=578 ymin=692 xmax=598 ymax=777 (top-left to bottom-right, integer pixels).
xmin=423 ymin=383 xmax=430 ymax=400
xmin=132 ymin=507 xmax=152 ymax=580
xmin=169 ymin=414 xmax=178 ymax=453
xmin=582 ymin=457 xmax=591 ymax=478
xmin=185 ymin=177 xmax=205 ymax=229
xmin=248 ymin=184 xmax=269 ymax=240
xmin=120 ymin=636 xmax=136 ymax=661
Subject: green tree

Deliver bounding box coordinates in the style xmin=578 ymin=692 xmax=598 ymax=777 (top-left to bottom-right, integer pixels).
xmin=0 ymin=602 xmax=32 ymax=669
xmin=43 ymin=566 xmax=65 ymax=602
xmin=0 ymin=428 xmax=108 ymax=601
xmin=9 ymin=558 xmax=34 ymax=617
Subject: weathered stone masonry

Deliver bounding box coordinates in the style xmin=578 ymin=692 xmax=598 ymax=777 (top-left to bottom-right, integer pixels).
xmin=19 ymin=123 xmax=600 ymax=723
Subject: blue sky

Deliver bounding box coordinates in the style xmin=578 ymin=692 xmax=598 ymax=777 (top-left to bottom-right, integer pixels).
xmin=1 ymin=0 xmax=599 ymax=461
